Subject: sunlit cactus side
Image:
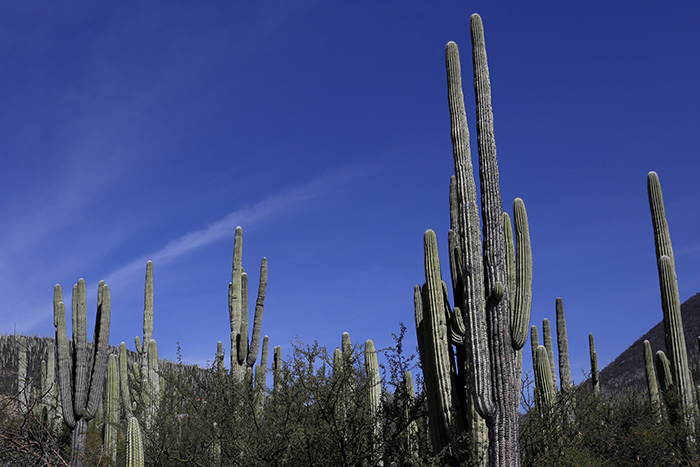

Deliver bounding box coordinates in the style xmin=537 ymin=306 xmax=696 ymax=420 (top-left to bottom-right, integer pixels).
xmin=364 ymin=339 xmax=382 ymax=466
xmin=643 ymin=340 xmax=661 ymax=419
xmin=415 ymin=230 xmax=467 ymax=462
xmin=588 ymin=333 xmax=600 ymax=396
xmin=414 ymin=15 xmax=533 ymax=466
xmin=120 ymin=343 xmax=137 ymax=416
xmin=228 ymin=226 xmax=268 ymax=382
xmin=530 ymin=325 xmax=539 ymax=369
xmin=54 ymin=279 xmax=111 ymax=467
xmin=555 ymin=298 xmax=573 ymax=393
xmin=126 ymin=415 xmax=144 ymax=467
xmin=17 ymin=335 xmax=28 ymax=413
xmin=534 ymin=346 xmax=556 ymax=417
xmin=647 ymin=171 xmax=698 ymax=430
xmin=655 ymin=350 xmax=677 ymax=424
xmin=146 ymin=339 xmax=160 ymax=426
xmin=542 ymin=319 xmax=557 ymax=389
xmin=104 ymin=354 xmax=119 ymax=465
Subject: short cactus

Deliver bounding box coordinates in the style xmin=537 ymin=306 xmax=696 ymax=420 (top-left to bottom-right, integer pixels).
xmin=364 ymin=339 xmax=382 ymax=465
xmin=534 ymin=345 xmax=556 ymax=417
xmin=542 ymin=318 xmax=557 ymax=389
xmin=126 ymin=415 xmax=145 ymax=467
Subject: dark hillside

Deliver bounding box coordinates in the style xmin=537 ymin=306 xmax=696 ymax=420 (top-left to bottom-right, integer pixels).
xmin=599 ymin=292 xmax=700 ymax=394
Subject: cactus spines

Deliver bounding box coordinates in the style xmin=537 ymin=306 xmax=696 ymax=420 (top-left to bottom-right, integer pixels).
xmin=530 ymin=325 xmax=539 ymax=368
xmin=643 ymin=340 xmax=661 ymax=417
xmin=534 ymin=345 xmax=556 ymax=417
xmin=509 ymin=199 xmax=532 ymax=351
xmin=126 ymin=415 xmax=145 ymax=467
xmin=120 ymin=342 xmax=136 ymax=415
xmin=54 ymin=279 xmax=111 ymax=467
xmin=555 ymin=298 xmax=573 ymax=393
xmin=146 ymin=339 xmax=160 ymax=425
xmin=229 ymin=226 xmax=268 ymax=382
xmin=104 ymin=354 xmax=119 ymax=465
xmin=588 ymin=333 xmax=600 ymax=396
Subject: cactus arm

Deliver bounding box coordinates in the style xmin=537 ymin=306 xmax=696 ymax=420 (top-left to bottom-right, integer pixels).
xmin=238 ymin=272 xmax=249 ymax=365
xmin=119 ymin=342 xmax=134 ymax=416
xmin=53 ymin=285 xmax=76 ymax=429
xmin=510 ymin=198 xmax=532 ymax=350
xmin=247 ymin=257 xmax=268 ymax=367
xmin=85 ymin=282 xmax=111 ymax=418
xmin=542 ymin=319 xmax=557 ymax=389
xmin=534 ymin=346 xmax=556 ymax=416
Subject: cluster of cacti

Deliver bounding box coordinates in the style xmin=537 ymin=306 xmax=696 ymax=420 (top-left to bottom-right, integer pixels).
xmin=228 ymin=226 xmax=268 ymax=383
xmin=53 ymin=279 xmax=111 ymax=467
xmin=414 ymin=14 xmax=533 ymax=465
xmin=642 ymin=171 xmax=698 ymax=444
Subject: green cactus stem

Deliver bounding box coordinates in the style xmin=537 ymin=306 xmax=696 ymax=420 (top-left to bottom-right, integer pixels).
xmin=403 ymin=370 xmax=418 ymax=459
xmin=126 ymin=415 xmax=144 ymax=467
xmin=648 ymin=172 xmax=698 ymax=432
xmin=412 ymin=16 xmax=532 ymax=466
xmin=643 ymin=340 xmax=661 ymax=418
xmin=216 ymin=341 xmax=225 ymax=373
xmin=17 ymin=335 xmax=28 ymax=413
xmin=588 ymin=334 xmax=600 ymax=396
xmin=555 ymin=298 xmax=573 ymax=393
xmin=364 ymin=339 xmax=382 ymax=465
xmin=542 ymin=319 xmax=557 ymax=389
xmin=104 ymin=354 xmax=119 ymax=465
xmin=272 ymin=345 xmax=282 ymax=392
xmin=534 ymin=346 xmax=556 ymax=417
xmin=229 ymin=226 xmax=268 ymax=382
xmin=54 ymin=279 xmax=111 ymax=467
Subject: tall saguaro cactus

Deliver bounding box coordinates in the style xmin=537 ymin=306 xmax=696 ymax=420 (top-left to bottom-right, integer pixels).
xmin=229 ymin=226 xmax=268 ymax=382
xmin=133 ymin=262 xmax=159 ymax=429
xmin=642 ymin=340 xmax=661 ymax=419
xmin=364 ymin=339 xmax=382 ymax=466
xmin=54 ymin=279 xmax=111 ymax=467
xmin=416 ymin=13 xmax=533 ymax=466
xmin=647 ymin=171 xmax=698 ymax=437
xmin=104 ymin=354 xmax=119 ymax=465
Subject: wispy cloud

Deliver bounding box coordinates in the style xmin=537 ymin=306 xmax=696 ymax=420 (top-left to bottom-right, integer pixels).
xmin=104 ymin=165 xmax=363 ymax=288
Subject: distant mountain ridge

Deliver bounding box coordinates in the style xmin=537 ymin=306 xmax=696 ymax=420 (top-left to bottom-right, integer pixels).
xmin=599 ymin=292 xmax=700 ymax=394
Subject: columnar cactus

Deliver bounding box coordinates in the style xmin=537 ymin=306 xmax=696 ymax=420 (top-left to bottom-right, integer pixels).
xmin=126 ymin=415 xmax=145 ymax=467
xmin=542 ymin=319 xmax=557 ymax=389
xmin=216 ymin=341 xmax=225 ymax=373
xmin=643 ymin=340 xmax=661 ymax=418
xmin=364 ymin=339 xmax=382 ymax=465
xmin=414 ymin=15 xmax=534 ymax=465
xmin=40 ymin=344 xmax=60 ymax=433
xmin=272 ymin=345 xmax=282 ymax=392
xmin=134 ymin=262 xmax=159 ymax=429
xmin=54 ymin=279 xmax=111 ymax=467
xmin=647 ymin=171 xmax=697 ymax=431
xmin=555 ymin=298 xmax=573 ymax=393
xmin=228 ymin=226 xmax=268 ymax=382
xmin=104 ymin=354 xmax=119 ymax=465
xmin=17 ymin=335 xmax=28 ymax=413
xmin=403 ymin=371 xmax=418 ymax=459
xmin=534 ymin=345 xmax=556 ymax=417
xmin=588 ymin=333 xmax=600 ymax=396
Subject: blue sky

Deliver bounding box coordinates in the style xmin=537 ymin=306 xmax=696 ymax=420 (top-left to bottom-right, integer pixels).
xmin=1 ymin=1 xmax=699 ymax=389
